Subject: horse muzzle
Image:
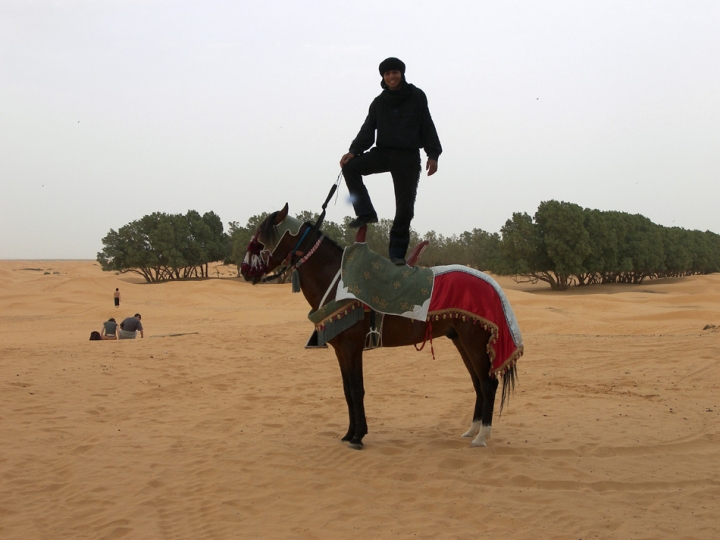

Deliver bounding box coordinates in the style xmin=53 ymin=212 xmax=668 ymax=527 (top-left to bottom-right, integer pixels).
xmin=240 ymin=248 xmax=271 ymax=284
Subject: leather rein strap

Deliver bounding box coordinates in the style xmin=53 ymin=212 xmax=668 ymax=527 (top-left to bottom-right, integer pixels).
xmin=265 ymin=173 xmax=341 ymax=282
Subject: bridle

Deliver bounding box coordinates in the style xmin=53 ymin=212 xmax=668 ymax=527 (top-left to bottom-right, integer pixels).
xmin=243 ymin=173 xmax=341 ymax=283
xmin=239 ymin=223 xmax=323 ymax=288
xmin=240 ymin=234 xmax=272 ymax=279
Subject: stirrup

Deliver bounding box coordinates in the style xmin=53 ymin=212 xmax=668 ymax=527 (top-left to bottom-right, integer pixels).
xmin=364 ymin=329 xmax=382 ymax=350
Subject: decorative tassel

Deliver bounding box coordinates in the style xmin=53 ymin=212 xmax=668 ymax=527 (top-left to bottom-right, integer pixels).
xmin=291 ymin=270 xmax=301 ymax=293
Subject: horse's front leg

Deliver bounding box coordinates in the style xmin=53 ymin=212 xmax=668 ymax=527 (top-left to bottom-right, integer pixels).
xmin=335 ymin=349 xmax=356 ymax=443
xmin=333 ymin=342 xmax=367 ymax=449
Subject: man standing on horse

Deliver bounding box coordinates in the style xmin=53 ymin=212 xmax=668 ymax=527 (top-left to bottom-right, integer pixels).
xmin=339 ymin=57 xmax=442 ymax=266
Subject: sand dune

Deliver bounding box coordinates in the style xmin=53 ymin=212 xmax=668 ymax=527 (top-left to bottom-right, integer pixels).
xmin=1 ymin=260 xmax=718 ymax=539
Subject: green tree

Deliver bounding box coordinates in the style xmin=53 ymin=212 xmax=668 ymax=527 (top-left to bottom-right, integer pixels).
xmin=686 ymin=230 xmax=720 ymax=274
xmin=535 ymin=200 xmax=592 ymax=286
xmin=457 ymin=229 xmax=502 ymax=271
xmin=582 ymin=209 xmax=621 ymax=284
xmin=661 ymin=227 xmax=693 ymax=277
xmin=97 ymin=219 xmax=160 ymax=282
xmin=615 ymin=213 xmax=665 ymax=283
xmin=97 ymin=211 xmax=229 ymax=282
xmin=494 ymin=211 xmax=565 ymax=288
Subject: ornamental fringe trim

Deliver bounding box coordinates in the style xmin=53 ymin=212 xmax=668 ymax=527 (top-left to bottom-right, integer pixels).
xmin=426 ymin=308 xmax=524 ymax=377
xmin=310 ymin=301 xmax=365 ymax=347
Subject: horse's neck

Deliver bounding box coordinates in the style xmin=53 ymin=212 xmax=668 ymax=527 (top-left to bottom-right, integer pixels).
xmin=298 ymin=240 xmax=342 ymax=311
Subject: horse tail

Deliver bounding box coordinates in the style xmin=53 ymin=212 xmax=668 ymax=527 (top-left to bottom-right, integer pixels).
xmin=499 ymin=363 xmax=518 ymax=413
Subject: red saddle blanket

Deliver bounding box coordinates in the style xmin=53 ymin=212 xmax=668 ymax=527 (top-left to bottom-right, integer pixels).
xmin=428 ymin=266 xmax=523 ymax=375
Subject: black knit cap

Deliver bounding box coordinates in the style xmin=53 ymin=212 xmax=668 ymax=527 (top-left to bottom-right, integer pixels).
xmin=379 ymin=57 xmax=406 ymax=76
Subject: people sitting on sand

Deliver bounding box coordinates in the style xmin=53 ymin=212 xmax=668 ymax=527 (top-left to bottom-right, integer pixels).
xmin=100 ymin=317 xmax=118 ymax=340
xmin=119 ymin=313 xmax=144 ymax=339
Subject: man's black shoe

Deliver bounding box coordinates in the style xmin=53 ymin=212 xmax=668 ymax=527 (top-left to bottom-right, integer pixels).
xmin=348 ymin=214 xmax=379 ymax=228
xmin=390 ymin=257 xmax=406 ymax=266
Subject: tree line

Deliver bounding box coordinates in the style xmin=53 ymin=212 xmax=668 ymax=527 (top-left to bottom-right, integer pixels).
xmin=496 ymin=200 xmax=720 ymax=289
xmin=97 ymin=201 xmax=720 ymax=289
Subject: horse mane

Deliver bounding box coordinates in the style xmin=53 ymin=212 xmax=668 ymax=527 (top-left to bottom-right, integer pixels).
xmin=319 ymin=232 xmax=344 ymax=254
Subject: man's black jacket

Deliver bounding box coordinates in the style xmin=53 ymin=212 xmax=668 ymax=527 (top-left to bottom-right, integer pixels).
xmin=349 ymin=83 xmax=442 ymax=161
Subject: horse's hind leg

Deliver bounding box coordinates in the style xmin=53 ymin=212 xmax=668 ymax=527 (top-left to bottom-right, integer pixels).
xmin=451 ymin=338 xmax=484 ymax=438
xmin=471 ymin=375 xmax=499 ymax=447
xmin=451 ymin=325 xmax=498 ymax=447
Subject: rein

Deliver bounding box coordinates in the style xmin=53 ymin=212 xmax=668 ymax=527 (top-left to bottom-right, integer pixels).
xmin=293 ymin=234 xmax=324 ymax=269
xmin=286 ymin=226 xmax=312 ymax=264
xmin=296 ymin=172 xmax=341 ymax=259
xmin=264 ymin=173 xmax=342 ymax=283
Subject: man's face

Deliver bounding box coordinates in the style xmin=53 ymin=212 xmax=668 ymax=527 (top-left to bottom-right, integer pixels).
xmin=383 ymin=70 xmax=402 ymax=91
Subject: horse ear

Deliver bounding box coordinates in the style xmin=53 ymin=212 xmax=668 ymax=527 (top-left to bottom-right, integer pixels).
xmin=274 ymin=203 xmax=289 ymax=225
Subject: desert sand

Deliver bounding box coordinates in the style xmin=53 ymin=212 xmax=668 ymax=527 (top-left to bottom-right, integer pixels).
xmin=0 ymin=259 xmax=718 ymax=539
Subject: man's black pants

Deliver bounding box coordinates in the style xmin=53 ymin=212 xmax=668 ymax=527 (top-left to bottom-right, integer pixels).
xmin=342 ymin=147 xmax=421 ymax=260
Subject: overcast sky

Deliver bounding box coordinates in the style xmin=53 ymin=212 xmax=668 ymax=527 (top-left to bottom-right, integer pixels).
xmin=1 ymin=0 xmax=718 ymax=259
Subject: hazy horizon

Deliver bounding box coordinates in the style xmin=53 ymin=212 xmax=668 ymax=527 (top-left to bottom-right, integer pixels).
xmin=2 ymin=1 xmax=719 ymax=258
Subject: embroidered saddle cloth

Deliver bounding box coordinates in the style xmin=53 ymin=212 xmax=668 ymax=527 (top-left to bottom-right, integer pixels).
xmin=335 ymin=243 xmax=434 ymax=320
xmin=428 ymin=265 xmax=523 ymax=375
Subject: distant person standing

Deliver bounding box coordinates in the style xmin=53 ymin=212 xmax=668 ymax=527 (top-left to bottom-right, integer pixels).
xmin=119 ymin=313 xmax=144 ymax=339
xmin=114 ymin=288 xmax=121 ymax=308
xmin=340 ymin=57 xmax=442 ymax=265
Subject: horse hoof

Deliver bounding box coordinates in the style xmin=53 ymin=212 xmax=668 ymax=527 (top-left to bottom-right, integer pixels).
xmin=348 ymin=441 xmax=364 ymax=450
xmin=470 ymin=439 xmax=487 ymax=448
xmin=463 ymin=422 xmax=481 ymax=438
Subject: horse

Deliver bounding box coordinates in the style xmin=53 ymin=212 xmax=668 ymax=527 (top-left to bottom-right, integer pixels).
xmin=240 ymin=203 xmax=522 ymax=450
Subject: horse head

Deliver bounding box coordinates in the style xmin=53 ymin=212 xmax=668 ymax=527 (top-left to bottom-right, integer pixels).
xmin=240 ymin=203 xmax=307 ymax=284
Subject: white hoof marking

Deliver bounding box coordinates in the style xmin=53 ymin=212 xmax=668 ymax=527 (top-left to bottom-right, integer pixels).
xmin=462 ymin=421 xmax=482 ymax=438
xmin=470 ymin=425 xmax=492 ymax=448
